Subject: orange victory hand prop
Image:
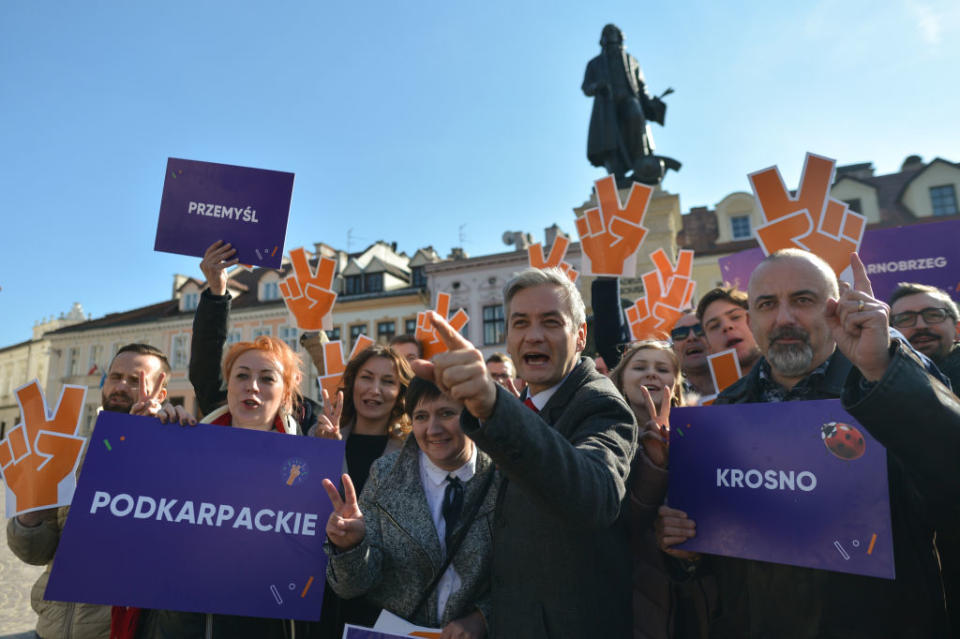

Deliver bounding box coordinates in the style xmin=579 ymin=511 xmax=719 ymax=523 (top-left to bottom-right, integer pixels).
xmin=0 ymin=380 xmax=87 ymax=517
xmin=278 ymin=247 xmax=338 ymax=331
xmin=750 ymin=153 xmax=867 ymax=276
xmin=318 ymin=335 xmax=375 ymax=399
xmin=626 ymin=249 xmax=696 ymax=340
xmin=416 ymin=292 xmax=469 ymax=359
xmin=575 ymin=175 xmax=652 ymax=277
xmin=528 ymin=236 xmax=579 ymax=282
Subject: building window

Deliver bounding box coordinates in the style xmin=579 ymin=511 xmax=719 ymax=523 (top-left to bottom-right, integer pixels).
xmin=730 ymin=215 xmax=751 ymax=240
xmin=364 ymin=272 xmax=383 ymax=293
xmin=279 ymin=326 xmax=299 ymax=350
xmin=87 ymin=344 xmax=103 ymax=375
xmin=345 ymin=275 xmax=363 ymax=295
xmin=931 ymin=185 xmax=959 ymax=217
xmin=843 ymin=198 xmax=862 ymax=214
xmin=172 ymin=334 xmax=190 ymax=369
xmin=483 ymin=305 xmax=504 ymax=345
xmin=261 ymin=281 xmax=280 ymax=301
xmin=65 ymin=348 xmax=79 ymax=377
xmin=326 ymin=327 xmax=341 ymax=341
xmin=226 ymin=329 xmax=242 ymax=345
xmin=252 ymin=327 xmax=272 ymax=339
xmin=405 ymin=318 xmax=417 ymax=335
xmin=350 ymin=324 xmax=368 ymax=348
xmin=412 ymin=266 xmax=427 ymax=287
xmin=377 ymin=321 xmax=396 ymax=343
xmin=182 ymin=292 xmax=199 ymax=310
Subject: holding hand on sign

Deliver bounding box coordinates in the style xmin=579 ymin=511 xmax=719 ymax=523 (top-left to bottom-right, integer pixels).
xmin=200 ymin=240 xmax=239 ymax=296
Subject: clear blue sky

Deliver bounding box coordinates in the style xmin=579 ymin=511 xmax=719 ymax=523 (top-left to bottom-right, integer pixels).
xmin=1 ymin=0 xmax=958 ymax=347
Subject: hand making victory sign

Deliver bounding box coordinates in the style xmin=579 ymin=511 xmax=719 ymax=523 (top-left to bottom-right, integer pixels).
xmin=638 ymin=385 xmax=671 ymax=469
xmin=311 ymin=388 xmax=344 ymax=440
xmin=129 ymin=371 xmax=196 ymax=425
xmin=322 ymin=473 xmax=365 ymax=551
xmin=826 ymin=253 xmax=891 ymax=382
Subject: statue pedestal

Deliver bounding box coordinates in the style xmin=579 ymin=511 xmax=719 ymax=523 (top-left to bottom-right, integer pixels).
xmin=574 ymin=185 xmax=683 ymax=305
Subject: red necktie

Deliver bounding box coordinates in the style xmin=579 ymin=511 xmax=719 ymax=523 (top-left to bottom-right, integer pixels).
xmin=523 ymin=396 xmax=539 ymax=414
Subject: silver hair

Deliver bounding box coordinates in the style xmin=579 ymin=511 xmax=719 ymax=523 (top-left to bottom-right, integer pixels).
xmin=749 ymin=248 xmax=840 ymax=299
xmin=503 ymin=267 xmax=586 ymax=332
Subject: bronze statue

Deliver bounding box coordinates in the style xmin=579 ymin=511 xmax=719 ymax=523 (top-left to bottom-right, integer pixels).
xmin=582 ymin=24 xmax=680 ymax=185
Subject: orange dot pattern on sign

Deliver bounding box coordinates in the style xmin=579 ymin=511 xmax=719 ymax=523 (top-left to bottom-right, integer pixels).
xmin=527 ymin=236 xmax=579 ymax=283
xmin=416 ymin=292 xmax=470 ymax=359
xmin=278 ymin=247 xmax=339 ymax=331
xmin=749 ymin=153 xmax=867 ymax=276
xmin=0 ymin=380 xmax=87 ymax=513
xmin=626 ymin=248 xmax=697 ymax=341
xmin=575 ymin=175 xmax=653 ymax=277
xmin=318 ymin=335 xmax=376 ymax=399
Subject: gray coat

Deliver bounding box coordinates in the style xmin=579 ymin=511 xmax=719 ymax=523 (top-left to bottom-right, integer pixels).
xmin=326 ymin=436 xmax=498 ymax=629
xmin=461 ymin=357 xmax=639 ymax=638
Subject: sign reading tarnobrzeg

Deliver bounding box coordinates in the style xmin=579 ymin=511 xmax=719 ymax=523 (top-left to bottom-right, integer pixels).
xmin=46 ymin=411 xmax=343 ymax=620
xmin=154 ymin=158 xmax=294 ymax=268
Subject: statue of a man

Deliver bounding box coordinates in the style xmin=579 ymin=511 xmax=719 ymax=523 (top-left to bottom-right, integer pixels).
xmin=582 ymin=24 xmax=678 ymax=185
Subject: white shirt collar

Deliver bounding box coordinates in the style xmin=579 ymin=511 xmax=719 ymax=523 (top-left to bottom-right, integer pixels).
xmin=420 ymin=444 xmax=478 ymax=488
xmin=524 ymin=368 xmax=574 ymax=411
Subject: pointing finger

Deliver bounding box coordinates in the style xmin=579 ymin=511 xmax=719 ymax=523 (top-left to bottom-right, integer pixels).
xmin=428 ymin=311 xmax=473 ymax=353
xmin=850 ymin=253 xmax=874 ymax=298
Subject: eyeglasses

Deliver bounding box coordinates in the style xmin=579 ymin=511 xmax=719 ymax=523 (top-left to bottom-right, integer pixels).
xmin=670 ymin=324 xmax=705 ymax=341
xmin=890 ymin=307 xmax=953 ymax=328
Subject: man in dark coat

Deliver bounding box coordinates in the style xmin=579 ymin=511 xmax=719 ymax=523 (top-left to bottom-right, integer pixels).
xmin=582 ymin=24 xmax=666 ymax=183
xmin=658 ymin=249 xmax=960 ymax=637
xmin=419 ymin=267 xmax=638 ymax=638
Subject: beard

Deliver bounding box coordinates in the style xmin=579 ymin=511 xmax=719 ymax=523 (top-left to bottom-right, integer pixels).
xmin=102 ymin=391 xmax=135 ymax=413
xmin=766 ymin=327 xmax=814 ymax=377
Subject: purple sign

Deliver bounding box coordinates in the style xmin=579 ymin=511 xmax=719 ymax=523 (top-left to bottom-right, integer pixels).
xmin=667 ymin=399 xmax=894 ymax=579
xmin=718 ymin=219 xmax=960 ymax=303
xmin=343 ymin=627 xmax=417 ymax=639
xmin=46 ymin=411 xmax=343 ymax=620
xmin=155 ymin=158 xmax=294 ymax=268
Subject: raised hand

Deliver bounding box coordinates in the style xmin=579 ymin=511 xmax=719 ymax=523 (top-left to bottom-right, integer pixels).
xmin=639 ymin=385 xmax=670 ymax=469
xmin=318 ymin=336 xmax=376 ymax=401
xmin=750 ymin=153 xmax=867 ymax=276
xmin=0 ymin=380 xmax=86 ymax=516
xmin=575 ymin=175 xmax=652 ymax=277
xmin=200 ymin=240 xmax=240 ymax=296
xmin=655 ymin=505 xmax=699 ymax=561
xmin=626 ymin=249 xmax=696 ymax=341
xmin=279 ymin=247 xmax=338 ymax=331
xmin=413 ymin=312 xmax=497 ymax=421
xmin=527 ymin=236 xmax=579 ymax=283
xmin=825 ymin=253 xmax=891 ymax=381
xmin=323 ymin=474 xmax=365 ymax=550
xmin=440 ymin=609 xmax=487 ymax=639
xmin=312 ymin=388 xmax=344 ymax=440
xmin=416 ymin=293 xmax=469 ymax=360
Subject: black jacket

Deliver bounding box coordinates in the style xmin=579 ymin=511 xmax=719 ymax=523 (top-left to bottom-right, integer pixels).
xmin=706 ymin=343 xmax=960 ymax=638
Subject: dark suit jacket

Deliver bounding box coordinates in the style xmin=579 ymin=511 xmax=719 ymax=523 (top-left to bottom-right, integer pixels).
xmin=461 ymin=357 xmax=638 ymax=638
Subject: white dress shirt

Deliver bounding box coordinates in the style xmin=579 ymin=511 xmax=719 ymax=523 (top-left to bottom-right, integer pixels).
xmin=418 ymin=446 xmax=478 ymax=621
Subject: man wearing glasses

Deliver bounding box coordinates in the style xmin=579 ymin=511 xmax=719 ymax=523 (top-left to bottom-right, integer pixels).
xmin=889 ymin=283 xmax=960 ymax=390
xmin=669 ymin=313 xmax=715 ymax=395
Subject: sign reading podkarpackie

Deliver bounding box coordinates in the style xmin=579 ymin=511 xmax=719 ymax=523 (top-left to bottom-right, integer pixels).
xmin=155 ymin=158 xmax=294 ymax=268
xmin=667 ymin=399 xmax=894 ymax=579
xmin=46 ymin=411 xmax=343 ymax=620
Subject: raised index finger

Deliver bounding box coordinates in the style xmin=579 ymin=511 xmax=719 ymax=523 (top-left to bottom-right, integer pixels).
xmin=850 ymin=253 xmax=874 ymax=298
xmin=428 ymin=311 xmax=474 ymax=353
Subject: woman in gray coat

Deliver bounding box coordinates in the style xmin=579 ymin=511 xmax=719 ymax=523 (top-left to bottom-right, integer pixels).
xmin=323 ymin=378 xmax=498 ymax=638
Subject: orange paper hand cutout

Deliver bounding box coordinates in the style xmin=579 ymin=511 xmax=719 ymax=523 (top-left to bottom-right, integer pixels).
xmin=0 ymin=380 xmax=87 ymax=516
xmin=749 ymin=153 xmax=867 ymax=276
xmin=319 ymin=335 xmax=376 ymax=399
xmin=279 ymin=248 xmax=338 ymax=331
xmin=528 ymin=236 xmax=579 ymax=283
xmin=625 ymin=249 xmax=696 ymax=341
xmin=575 ymin=175 xmax=652 ymax=277
xmin=416 ymin=292 xmax=469 ymax=359
xmin=699 ymin=349 xmax=743 ymax=405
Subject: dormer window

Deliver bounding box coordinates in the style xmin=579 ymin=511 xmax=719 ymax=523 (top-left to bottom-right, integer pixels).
xmin=931 ymin=185 xmax=958 ymax=217
xmin=345 ymin=275 xmax=363 ymax=295
xmin=259 ymin=273 xmax=281 ymax=301
xmin=364 ymin=272 xmax=383 ymax=293
xmin=730 ymin=215 xmax=751 ymax=240
xmin=182 ymin=292 xmax=199 ymax=311
xmin=412 ymin=266 xmax=427 ymax=287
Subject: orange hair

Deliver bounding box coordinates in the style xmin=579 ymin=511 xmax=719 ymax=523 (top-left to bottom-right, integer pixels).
xmin=222 ymin=336 xmax=303 ymax=417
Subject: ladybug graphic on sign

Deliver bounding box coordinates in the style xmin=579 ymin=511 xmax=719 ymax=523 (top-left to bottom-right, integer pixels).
xmin=821 ymin=421 xmax=865 ymax=460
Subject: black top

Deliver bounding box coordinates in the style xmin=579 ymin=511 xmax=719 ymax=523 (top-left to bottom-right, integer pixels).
xmin=345 ymin=433 xmax=389 ymax=495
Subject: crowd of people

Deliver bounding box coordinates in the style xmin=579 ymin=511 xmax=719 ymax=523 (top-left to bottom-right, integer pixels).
xmin=6 ymin=242 xmax=960 ymax=639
